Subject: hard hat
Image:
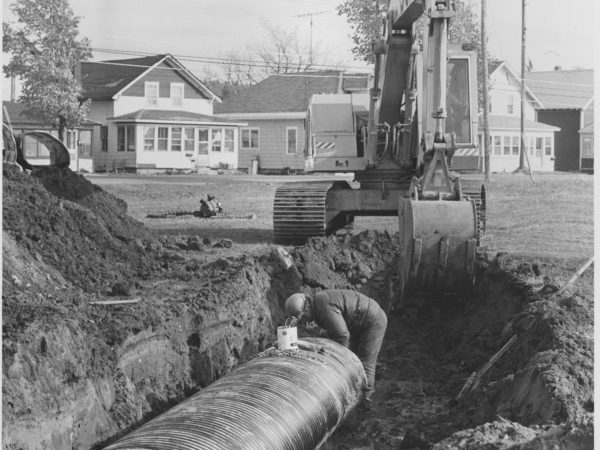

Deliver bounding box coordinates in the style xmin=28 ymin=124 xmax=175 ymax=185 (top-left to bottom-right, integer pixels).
xmin=285 ymin=293 xmax=306 ymax=318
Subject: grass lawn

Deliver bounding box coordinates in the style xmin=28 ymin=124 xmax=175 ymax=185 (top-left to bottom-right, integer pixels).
xmin=90 ymin=171 xmax=594 ymax=261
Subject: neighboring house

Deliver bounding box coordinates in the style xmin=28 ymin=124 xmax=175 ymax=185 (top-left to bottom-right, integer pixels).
xmin=579 ymin=122 xmax=594 ymax=172
xmin=81 ymin=54 xmax=245 ymax=172
xmin=3 ymin=100 xmax=100 ymax=172
xmin=479 ymin=61 xmax=559 ymax=172
xmin=526 ymin=69 xmax=594 ymax=172
xmin=214 ymin=71 xmax=370 ymax=174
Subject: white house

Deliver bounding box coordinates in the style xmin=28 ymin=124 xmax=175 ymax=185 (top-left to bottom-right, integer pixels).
xmin=480 ymin=62 xmax=559 ymax=172
xmin=81 ymin=54 xmax=246 ymax=172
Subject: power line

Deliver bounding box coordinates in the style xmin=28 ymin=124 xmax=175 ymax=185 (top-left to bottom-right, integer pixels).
xmin=87 ymin=58 xmax=370 ymax=79
xmin=91 ymin=47 xmax=372 ymax=72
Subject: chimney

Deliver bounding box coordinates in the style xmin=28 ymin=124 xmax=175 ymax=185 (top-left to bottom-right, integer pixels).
xmin=10 ymin=76 xmax=16 ymax=102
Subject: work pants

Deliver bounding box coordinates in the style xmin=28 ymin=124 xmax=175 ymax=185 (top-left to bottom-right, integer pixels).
xmin=350 ymin=309 xmax=388 ymax=399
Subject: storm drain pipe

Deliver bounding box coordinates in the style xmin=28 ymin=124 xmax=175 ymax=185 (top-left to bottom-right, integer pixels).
xmin=104 ymin=337 xmax=366 ymax=450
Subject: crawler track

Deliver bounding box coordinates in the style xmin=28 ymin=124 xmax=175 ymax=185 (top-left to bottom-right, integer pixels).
xmin=461 ymin=179 xmax=486 ymax=244
xmin=273 ymin=183 xmax=331 ymax=245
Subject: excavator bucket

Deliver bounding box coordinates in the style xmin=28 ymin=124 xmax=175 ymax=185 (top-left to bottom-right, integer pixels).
xmin=22 ymin=131 xmax=71 ymax=168
xmin=397 ymin=198 xmax=478 ymax=306
xmin=2 ymin=125 xmax=70 ymax=170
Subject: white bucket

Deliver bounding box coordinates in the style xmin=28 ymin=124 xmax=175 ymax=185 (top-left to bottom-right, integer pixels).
xmin=277 ymin=326 xmax=298 ymax=350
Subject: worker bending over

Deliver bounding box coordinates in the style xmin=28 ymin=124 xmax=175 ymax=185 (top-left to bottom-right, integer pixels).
xmin=285 ymin=289 xmax=387 ymax=402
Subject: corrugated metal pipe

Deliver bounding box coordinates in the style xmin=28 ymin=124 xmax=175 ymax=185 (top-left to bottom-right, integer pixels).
xmin=104 ymin=337 xmax=366 ymax=450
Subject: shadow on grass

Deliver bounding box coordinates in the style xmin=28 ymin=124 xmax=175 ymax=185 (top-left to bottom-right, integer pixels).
xmin=151 ymin=227 xmax=274 ymax=244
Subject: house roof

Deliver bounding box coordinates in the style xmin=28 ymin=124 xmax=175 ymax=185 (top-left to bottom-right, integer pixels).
xmin=214 ymin=71 xmax=370 ymax=115
xmin=490 ymin=61 xmax=543 ymax=107
xmin=3 ymin=101 xmax=101 ymax=127
xmin=81 ymin=54 xmax=220 ymax=102
xmin=108 ymin=109 xmax=245 ymax=125
xmin=526 ymin=69 xmax=594 ymax=110
xmin=480 ymin=114 xmax=560 ymax=132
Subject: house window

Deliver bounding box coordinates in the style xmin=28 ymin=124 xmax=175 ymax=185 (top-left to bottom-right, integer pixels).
xmin=144 ymin=126 xmax=156 ymax=151
xmin=66 ymin=130 xmax=78 ymax=150
xmin=287 ymin=127 xmax=297 ymax=154
xmin=511 ymin=136 xmax=519 ymax=155
xmin=100 ymin=126 xmax=108 ymax=152
xmin=223 ymin=129 xmax=234 ymax=152
xmin=171 ymin=127 xmax=182 ymax=151
xmin=528 ymin=136 xmax=534 ymax=155
xmin=493 ymin=135 xmax=501 ymax=155
xmin=198 ymin=128 xmax=209 ymax=154
xmin=145 ymin=82 xmax=159 ymax=106
xmin=117 ymin=125 xmax=135 ymax=152
xmin=241 ymin=128 xmax=259 ymax=149
xmin=127 ymin=126 xmax=135 ymax=151
xmin=503 ymin=136 xmax=511 ymax=155
xmin=157 ymin=127 xmax=169 ymax=151
xmin=78 ymin=130 xmax=92 ymax=157
xmin=211 ymin=129 xmax=222 ymax=152
xmin=535 ymin=137 xmax=543 ymax=157
xmin=582 ymin=137 xmax=594 ymax=157
xmin=544 ymin=137 xmax=552 ymax=155
xmin=22 ymin=134 xmax=50 ymax=158
xmin=506 ymin=95 xmax=514 ymax=115
xmin=117 ymin=127 xmax=125 ymax=152
xmin=184 ymin=128 xmax=194 ymax=154
xmin=171 ymin=83 xmax=184 ymax=107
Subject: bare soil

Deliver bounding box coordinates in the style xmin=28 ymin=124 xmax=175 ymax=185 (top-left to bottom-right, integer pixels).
xmin=2 ymin=167 xmax=593 ymax=449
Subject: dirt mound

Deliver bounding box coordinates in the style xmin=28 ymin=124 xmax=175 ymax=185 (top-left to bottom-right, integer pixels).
xmin=3 ymin=166 xmax=161 ymax=297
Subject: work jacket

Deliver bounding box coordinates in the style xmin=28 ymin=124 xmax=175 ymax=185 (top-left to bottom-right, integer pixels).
xmin=312 ymin=290 xmax=384 ymax=347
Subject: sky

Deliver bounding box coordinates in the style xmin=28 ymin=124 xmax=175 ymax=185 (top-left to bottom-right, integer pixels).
xmin=2 ymin=0 xmax=597 ymax=100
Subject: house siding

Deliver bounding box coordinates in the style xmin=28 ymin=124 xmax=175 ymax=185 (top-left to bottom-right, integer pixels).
xmin=536 ymin=110 xmax=581 ymax=171
xmin=482 ymin=129 xmax=556 ymax=172
xmin=489 ymin=67 xmax=537 ymax=119
xmin=113 ymin=96 xmax=213 ymax=116
xmin=238 ymin=118 xmax=306 ymax=172
xmin=121 ymin=62 xmax=208 ymax=100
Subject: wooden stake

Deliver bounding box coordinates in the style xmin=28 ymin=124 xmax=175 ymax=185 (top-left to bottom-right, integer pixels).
xmin=555 ymin=256 xmax=594 ymax=296
xmin=89 ymin=298 xmax=141 ymax=306
xmin=456 ymin=335 xmax=518 ymax=400
xmin=470 ymin=335 xmax=518 ymax=391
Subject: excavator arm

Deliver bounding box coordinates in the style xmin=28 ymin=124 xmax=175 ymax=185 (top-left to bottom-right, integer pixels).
xmin=274 ymin=0 xmax=485 ymax=307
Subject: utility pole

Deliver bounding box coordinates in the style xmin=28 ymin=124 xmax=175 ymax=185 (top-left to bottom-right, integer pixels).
xmin=481 ymin=0 xmax=490 ymax=182
xmin=519 ymin=0 xmax=527 ymax=171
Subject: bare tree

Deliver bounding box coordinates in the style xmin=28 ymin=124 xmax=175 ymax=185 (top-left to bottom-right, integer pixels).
xmin=207 ymin=20 xmax=340 ymax=92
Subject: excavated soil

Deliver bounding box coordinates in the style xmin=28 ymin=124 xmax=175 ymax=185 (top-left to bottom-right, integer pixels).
xmin=2 ymin=165 xmax=594 ymax=449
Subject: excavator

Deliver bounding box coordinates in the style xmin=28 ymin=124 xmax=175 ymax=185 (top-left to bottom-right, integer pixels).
xmin=273 ymin=0 xmax=486 ymax=304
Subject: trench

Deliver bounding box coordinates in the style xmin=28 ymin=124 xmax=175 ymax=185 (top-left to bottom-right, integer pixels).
xmin=3 ymin=229 xmax=593 ymax=449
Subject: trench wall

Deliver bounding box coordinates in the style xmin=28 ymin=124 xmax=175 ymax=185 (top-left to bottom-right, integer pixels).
xmin=2 ymin=258 xmax=294 ymax=450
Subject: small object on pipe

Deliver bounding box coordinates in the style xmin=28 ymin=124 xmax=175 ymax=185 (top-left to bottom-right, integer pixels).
xmin=554 ymin=256 xmax=594 ymax=296
xmin=104 ymin=337 xmax=366 ymax=450
xmin=277 ymin=318 xmax=298 ymax=350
